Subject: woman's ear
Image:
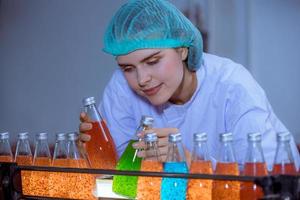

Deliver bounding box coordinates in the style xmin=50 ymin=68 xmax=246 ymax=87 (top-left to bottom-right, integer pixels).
xmin=177 ymin=47 xmax=188 ymax=61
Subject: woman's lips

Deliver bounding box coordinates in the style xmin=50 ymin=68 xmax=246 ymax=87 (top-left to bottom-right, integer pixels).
xmin=142 ymin=84 xmax=162 ymax=96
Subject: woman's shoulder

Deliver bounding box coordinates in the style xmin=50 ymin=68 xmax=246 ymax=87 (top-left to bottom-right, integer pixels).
xmin=202 ymin=53 xmax=256 ymax=87
xmin=201 ymin=53 xmax=266 ymax=102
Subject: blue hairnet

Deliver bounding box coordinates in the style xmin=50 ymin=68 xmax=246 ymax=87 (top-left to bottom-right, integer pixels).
xmin=103 ymin=0 xmax=203 ymax=71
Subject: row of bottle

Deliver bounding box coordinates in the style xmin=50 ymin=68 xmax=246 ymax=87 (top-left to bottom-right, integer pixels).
xmin=112 ymin=115 xmax=299 ymax=200
xmin=0 ymin=131 xmax=96 ymax=199
xmin=0 ymin=96 xmax=118 ymax=170
xmin=0 ymin=96 xmax=118 ymax=199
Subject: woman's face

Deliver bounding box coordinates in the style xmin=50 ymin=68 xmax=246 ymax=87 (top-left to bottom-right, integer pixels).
xmin=117 ymin=48 xmax=188 ymax=106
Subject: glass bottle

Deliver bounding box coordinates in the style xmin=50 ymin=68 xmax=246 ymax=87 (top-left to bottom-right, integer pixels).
xmin=137 ymin=132 xmax=163 ymax=200
xmin=30 ymin=132 xmax=52 ymax=197
xmin=49 ymin=133 xmax=69 ymax=198
xmin=0 ymin=132 xmax=13 ymax=162
xmin=240 ymin=132 xmax=268 ymax=200
xmin=187 ymin=132 xmax=213 ymax=200
xmin=161 ymin=133 xmax=188 ymax=200
xmin=33 ymin=132 xmax=52 ymax=165
xmin=67 ymin=132 xmax=96 ymax=200
xmin=212 ymin=132 xmax=240 ymax=200
xmin=272 ymin=132 xmax=297 ymax=175
xmin=83 ymin=96 xmax=117 ymax=169
xmin=113 ymin=115 xmax=154 ymax=198
xmin=15 ymin=132 xmax=32 ymax=165
xmin=52 ymin=133 xmax=68 ymax=166
xmin=14 ymin=132 xmax=33 ymax=196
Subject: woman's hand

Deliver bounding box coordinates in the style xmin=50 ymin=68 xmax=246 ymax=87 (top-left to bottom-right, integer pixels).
xmin=78 ymin=112 xmax=92 ymax=148
xmin=132 ymin=127 xmax=179 ymax=162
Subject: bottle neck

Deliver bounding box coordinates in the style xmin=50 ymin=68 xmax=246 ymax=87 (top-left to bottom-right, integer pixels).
xmin=166 ymin=141 xmax=186 ymax=162
xmin=84 ymin=104 xmax=103 ymax=122
xmin=0 ymin=139 xmax=13 ymax=156
xmin=54 ymin=140 xmax=68 ymax=154
xmin=192 ymin=141 xmax=210 ymax=161
xmin=245 ymin=140 xmax=265 ymax=163
xmin=219 ymin=141 xmax=236 ymax=163
xmin=34 ymin=139 xmax=51 ymax=158
xmin=16 ymin=139 xmax=32 ymax=156
xmin=67 ymin=140 xmax=82 ymax=160
xmin=144 ymin=141 xmax=160 ymax=161
xmin=274 ymin=140 xmax=295 ymax=164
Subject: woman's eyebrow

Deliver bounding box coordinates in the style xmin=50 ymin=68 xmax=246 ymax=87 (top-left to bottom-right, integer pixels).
xmin=118 ymin=51 xmax=161 ymax=67
xmin=140 ymin=51 xmax=161 ymax=63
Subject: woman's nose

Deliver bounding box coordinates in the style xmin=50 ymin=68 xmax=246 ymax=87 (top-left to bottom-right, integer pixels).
xmin=137 ymin=68 xmax=151 ymax=87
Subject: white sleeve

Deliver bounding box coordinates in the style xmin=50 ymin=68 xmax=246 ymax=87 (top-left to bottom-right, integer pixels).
xmin=98 ymin=70 xmax=137 ymax=157
xmin=224 ymin=66 xmax=300 ymax=170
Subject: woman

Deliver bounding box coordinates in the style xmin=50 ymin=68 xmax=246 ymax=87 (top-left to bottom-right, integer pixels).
xmin=79 ymin=0 xmax=299 ymax=169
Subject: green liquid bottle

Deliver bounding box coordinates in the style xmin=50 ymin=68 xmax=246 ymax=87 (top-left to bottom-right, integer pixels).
xmin=112 ymin=116 xmax=154 ymax=198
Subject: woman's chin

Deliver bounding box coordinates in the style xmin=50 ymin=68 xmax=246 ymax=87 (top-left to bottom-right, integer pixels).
xmin=146 ymin=96 xmax=168 ymax=106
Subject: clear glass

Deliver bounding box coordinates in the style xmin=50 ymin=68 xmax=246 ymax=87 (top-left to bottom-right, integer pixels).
xmin=15 ymin=132 xmax=33 ymax=196
xmin=241 ymin=132 xmax=268 ymax=200
xmin=0 ymin=132 xmax=13 ymax=162
xmin=113 ymin=115 xmax=154 ymax=198
xmin=83 ymin=97 xmax=117 ymax=169
xmin=213 ymin=132 xmax=240 ymax=200
xmin=272 ymin=132 xmax=297 ymax=175
xmin=48 ymin=133 xmax=69 ymax=198
xmin=133 ymin=115 xmax=154 ymax=162
xmin=166 ymin=134 xmax=186 ymax=164
xmin=161 ymin=133 xmax=188 ymax=200
xmin=66 ymin=132 xmax=96 ymax=199
xmin=136 ymin=132 xmax=162 ymax=199
xmin=15 ymin=132 xmax=32 ymax=165
xmin=52 ymin=133 xmax=68 ymax=166
xmin=187 ymin=132 xmax=213 ymax=200
xmin=30 ymin=132 xmax=52 ymax=197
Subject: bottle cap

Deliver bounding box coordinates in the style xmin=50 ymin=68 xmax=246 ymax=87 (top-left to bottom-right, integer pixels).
xmin=144 ymin=132 xmax=158 ymax=142
xmin=277 ymin=132 xmax=291 ymax=142
xmin=248 ymin=132 xmax=262 ymax=142
xmin=141 ymin=115 xmax=154 ymax=126
xmin=0 ymin=132 xmax=9 ymax=140
xmin=56 ymin=133 xmax=67 ymax=141
xmin=18 ymin=132 xmax=29 ymax=140
xmin=68 ymin=132 xmax=79 ymax=141
xmin=194 ymin=132 xmax=207 ymax=142
xmin=220 ymin=132 xmax=233 ymax=142
xmin=36 ymin=132 xmax=48 ymax=140
xmin=169 ymin=133 xmax=182 ymax=142
xmin=82 ymin=97 xmax=96 ymax=106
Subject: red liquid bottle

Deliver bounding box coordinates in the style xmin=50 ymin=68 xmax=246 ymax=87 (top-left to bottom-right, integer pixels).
xmin=66 ymin=132 xmax=96 ymax=200
xmin=49 ymin=133 xmax=69 ymax=198
xmin=241 ymin=132 xmax=268 ymax=200
xmin=212 ymin=132 xmax=240 ymax=200
xmin=137 ymin=132 xmax=163 ymax=200
xmin=83 ymin=97 xmax=117 ymax=169
xmin=272 ymin=132 xmax=297 ymax=175
xmin=187 ymin=132 xmax=213 ymax=200
xmin=0 ymin=132 xmax=13 ymax=162
xmin=30 ymin=132 xmax=52 ymax=197
xmin=14 ymin=132 xmax=33 ymax=195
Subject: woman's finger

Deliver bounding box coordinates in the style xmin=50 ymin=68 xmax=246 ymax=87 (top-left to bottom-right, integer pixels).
xmin=157 ymin=137 xmax=168 ymax=147
xmin=132 ymin=140 xmax=146 ymax=150
xmin=79 ymin=133 xmax=91 ymax=142
xmin=80 ymin=112 xmax=92 ymax=123
xmin=79 ymin=122 xmax=92 ymax=132
xmin=158 ymin=146 xmax=168 ymax=156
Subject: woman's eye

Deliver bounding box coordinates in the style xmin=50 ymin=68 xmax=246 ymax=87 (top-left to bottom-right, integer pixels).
xmin=147 ymin=59 xmax=159 ymax=65
xmin=122 ymin=66 xmax=134 ymax=72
